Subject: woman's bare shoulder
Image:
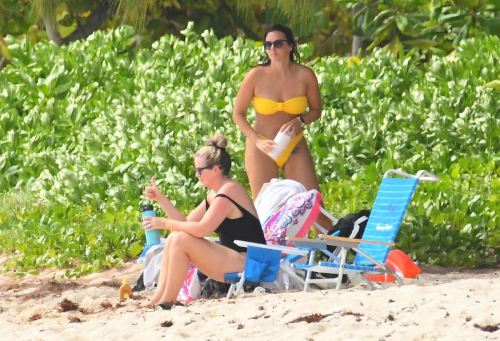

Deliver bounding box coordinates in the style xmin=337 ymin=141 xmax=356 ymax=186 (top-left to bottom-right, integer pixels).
xmin=293 ymin=63 xmax=316 ymax=77
xmin=239 ymin=67 xmax=267 ymax=93
xmin=245 ymin=66 xmax=267 ymax=79
xmin=218 ymin=181 xmax=247 ymax=196
xmin=217 ymin=181 xmax=253 ymax=203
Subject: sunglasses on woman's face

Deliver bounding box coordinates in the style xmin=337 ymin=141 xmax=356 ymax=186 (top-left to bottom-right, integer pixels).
xmin=195 ymin=165 xmax=213 ymax=175
xmin=263 ymin=39 xmax=287 ymax=50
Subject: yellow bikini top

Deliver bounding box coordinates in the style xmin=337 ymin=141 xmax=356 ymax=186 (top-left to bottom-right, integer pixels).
xmin=253 ymin=96 xmax=308 ymax=115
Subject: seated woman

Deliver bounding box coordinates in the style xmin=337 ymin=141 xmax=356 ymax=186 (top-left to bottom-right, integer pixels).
xmin=140 ymin=134 xmax=266 ymax=309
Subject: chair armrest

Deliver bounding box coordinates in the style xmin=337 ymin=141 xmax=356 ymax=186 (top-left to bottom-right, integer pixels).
xmin=204 ymin=236 xmax=221 ymax=245
xmin=233 ymin=240 xmax=309 ymax=256
xmin=415 ymin=169 xmax=440 ymax=182
xmin=285 ymin=237 xmax=328 ymax=250
xmin=383 ymin=168 xmax=439 ymax=182
xmin=320 ymin=207 xmax=339 ymax=224
xmin=204 ymin=236 xmax=220 ymax=242
xmin=318 ymin=234 xmax=395 ymax=246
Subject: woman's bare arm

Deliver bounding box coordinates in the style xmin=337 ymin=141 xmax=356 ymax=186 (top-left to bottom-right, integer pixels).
xmin=279 ymin=67 xmax=322 ymax=137
xmin=233 ymin=68 xmax=260 ymax=144
xmin=145 ymin=177 xmax=186 ymax=221
xmin=186 ymin=193 xmax=211 ymax=222
xmin=143 ymin=184 xmax=247 ymax=238
xmin=233 ymin=68 xmax=276 ymax=153
xmin=302 ymin=67 xmax=322 ymax=125
xmin=154 ymin=193 xmax=187 ymax=221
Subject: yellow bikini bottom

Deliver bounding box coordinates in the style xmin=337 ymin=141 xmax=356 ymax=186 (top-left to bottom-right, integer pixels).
xmin=260 ymin=132 xmax=303 ymax=169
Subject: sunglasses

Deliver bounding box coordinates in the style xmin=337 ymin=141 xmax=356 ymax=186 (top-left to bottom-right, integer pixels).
xmin=195 ymin=165 xmax=213 ymax=175
xmin=263 ymin=39 xmax=288 ymax=50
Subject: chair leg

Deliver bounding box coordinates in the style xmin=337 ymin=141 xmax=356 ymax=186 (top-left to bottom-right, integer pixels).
xmin=226 ymin=284 xmax=235 ymax=299
xmin=358 ymin=273 xmax=376 ymax=290
xmin=234 ymin=273 xmax=246 ymax=297
xmin=394 ymin=273 xmax=404 ymax=286
xmin=336 ymin=248 xmax=348 ymax=291
xmin=280 ymin=260 xmax=305 ymax=290
xmin=273 ymin=280 xmax=281 ymax=291
xmin=304 ymin=250 xmax=316 ymax=292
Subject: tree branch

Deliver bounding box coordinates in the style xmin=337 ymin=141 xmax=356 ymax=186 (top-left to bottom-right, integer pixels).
xmin=60 ymin=3 xmax=112 ymax=45
xmin=352 ymin=4 xmax=365 ymax=56
xmin=319 ymin=20 xmax=342 ymax=47
xmin=224 ymin=2 xmax=261 ymax=41
xmin=42 ymin=14 xmax=64 ymax=45
xmin=0 ymin=55 xmax=6 ymax=69
xmin=0 ymin=36 xmax=10 ymax=69
xmin=42 ymin=2 xmax=112 ymax=46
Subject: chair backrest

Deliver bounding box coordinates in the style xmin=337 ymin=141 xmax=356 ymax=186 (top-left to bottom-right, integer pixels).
xmin=244 ymin=245 xmax=282 ymax=283
xmin=354 ymin=177 xmax=419 ymax=265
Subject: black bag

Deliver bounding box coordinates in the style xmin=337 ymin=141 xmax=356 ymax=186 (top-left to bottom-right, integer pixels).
xmin=328 ymin=209 xmax=371 ymax=240
xmin=326 ymin=209 xmax=370 ymax=256
xmin=317 ymin=209 xmax=371 ymax=283
xmin=132 ymin=272 xmax=146 ymax=292
xmin=200 ymin=279 xmax=232 ymax=299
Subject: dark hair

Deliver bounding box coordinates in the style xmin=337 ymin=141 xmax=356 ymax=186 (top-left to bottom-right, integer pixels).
xmin=195 ymin=134 xmax=232 ymax=176
xmin=259 ymin=24 xmax=301 ymax=66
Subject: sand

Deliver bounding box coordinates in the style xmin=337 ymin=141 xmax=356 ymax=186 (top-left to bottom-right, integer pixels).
xmin=0 ymin=258 xmax=499 ymax=341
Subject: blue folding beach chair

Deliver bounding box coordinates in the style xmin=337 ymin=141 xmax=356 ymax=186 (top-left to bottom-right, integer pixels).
xmin=224 ymin=241 xmax=309 ymax=298
xmin=287 ymin=169 xmax=439 ymax=291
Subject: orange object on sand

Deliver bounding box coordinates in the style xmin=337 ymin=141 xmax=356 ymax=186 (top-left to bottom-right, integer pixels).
xmin=119 ymin=278 xmax=133 ymax=301
xmin=365 ymin=250 xmax=421 ymax=283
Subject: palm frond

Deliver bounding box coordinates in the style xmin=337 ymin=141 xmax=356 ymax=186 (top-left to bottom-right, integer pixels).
xmin=235 ymin=0 xmax=329 ymax=35
xmin=109 ymin=0 xmax=155 ymax=28
xmin=29 ymin=0 xmax=63 ymax=26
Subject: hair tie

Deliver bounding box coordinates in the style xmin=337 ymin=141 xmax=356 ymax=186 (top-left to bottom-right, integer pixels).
xmin=215 ymin=146 xmax=226 ymax=152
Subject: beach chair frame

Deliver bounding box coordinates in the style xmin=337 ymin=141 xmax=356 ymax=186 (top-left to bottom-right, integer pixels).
xmin=288 ymin=169 xmax=439 ymax=292
xmin=225 ymin=240 xmax=310 ymax=299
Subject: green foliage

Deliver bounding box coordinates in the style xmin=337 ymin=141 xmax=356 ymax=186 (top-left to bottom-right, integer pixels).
xmin=234 ymin=0 xmax=330 ymax=37
xmin=313 ymin=36 xmax=500 ymax=266
xmin=0 ymin=196 xmax=138 ymax=278
xmin=3 ymin=0 xmax=500 ymax=62
xmin=337 ymin=0 xmax=500 ymax=56
xmin=0 ymin=0 xmax=34 ymax=36
xmin=0 ymin=24 xmax=263 ymax=277
xmin=1 ymin=27 xmax=499 ymax=278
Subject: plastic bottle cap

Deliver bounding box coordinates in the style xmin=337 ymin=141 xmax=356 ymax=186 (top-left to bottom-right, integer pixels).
xmin=122 ymin=278 xmax=128 ymax=285
xmin=142 ymin=204 xmax=154 ymax=212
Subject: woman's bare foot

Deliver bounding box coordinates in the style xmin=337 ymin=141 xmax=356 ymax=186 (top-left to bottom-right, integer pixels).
xmin=156 ymin=300 xmax=186 ymax=310
xmin=137 ymin=299 xmax=158 ymax=309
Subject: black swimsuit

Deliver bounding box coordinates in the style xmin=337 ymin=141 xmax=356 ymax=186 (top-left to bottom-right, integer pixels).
xmin=205 ymin=193 xmax=266 ymax=253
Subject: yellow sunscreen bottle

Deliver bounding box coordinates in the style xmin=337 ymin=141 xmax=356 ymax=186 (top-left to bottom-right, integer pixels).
xmin=119 ymin=278 xmax=133 ymax=302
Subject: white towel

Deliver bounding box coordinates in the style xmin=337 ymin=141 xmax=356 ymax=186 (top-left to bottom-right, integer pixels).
xmin=142 ymin=244 xmax=165 ymax=288
xmin=254 ymin=178 xmax=307 ymax=225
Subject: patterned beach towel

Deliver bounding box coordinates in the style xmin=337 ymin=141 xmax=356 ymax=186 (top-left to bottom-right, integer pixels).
xmin=262 ymin=189 xmax=323 ymax=246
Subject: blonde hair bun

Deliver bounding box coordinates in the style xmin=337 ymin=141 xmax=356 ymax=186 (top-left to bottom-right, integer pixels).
xmin=205 ymin=133 xmax=228 ymax=149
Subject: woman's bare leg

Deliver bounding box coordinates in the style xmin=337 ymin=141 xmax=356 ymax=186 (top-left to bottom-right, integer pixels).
xmin=283 ymin=138 xmax=333 ymax=233
xmin=158 ymin=232 xmax=246 ymax=304
xmin=245 ymin=138 xmax=279 ymax=199
xmin=139 ymin=234 xmax=174 ymax=307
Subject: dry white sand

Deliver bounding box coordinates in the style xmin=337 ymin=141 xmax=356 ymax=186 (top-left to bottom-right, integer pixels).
xmin=1 ymin=258 xmax=499 ymax=341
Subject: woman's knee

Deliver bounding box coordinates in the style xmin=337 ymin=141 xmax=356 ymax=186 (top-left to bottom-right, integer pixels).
xmin=169 ymin=231 xmax=197 ymax=250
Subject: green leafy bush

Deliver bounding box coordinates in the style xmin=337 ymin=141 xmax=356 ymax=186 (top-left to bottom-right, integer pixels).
xmin=1 ymin=24 xmax=499 ymax=277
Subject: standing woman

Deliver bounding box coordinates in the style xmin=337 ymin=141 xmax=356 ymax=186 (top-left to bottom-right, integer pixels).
xmin=140 ymin=134 xmax=266 ymax=309
xmin=232 ymin=24 xmax=332 ymax=231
